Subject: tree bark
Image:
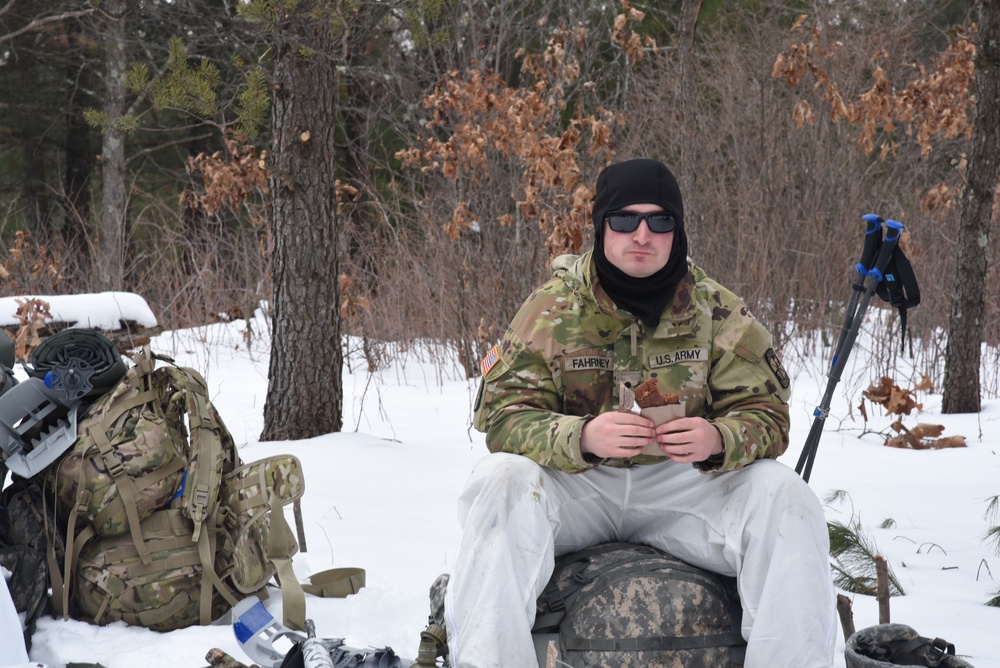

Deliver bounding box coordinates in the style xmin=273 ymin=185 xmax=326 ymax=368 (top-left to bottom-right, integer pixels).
xmin=97 ymin=0 xmax=127 ymax=291
xmin=942 ymin=0 xmax=998 ymax=414
xmin=261 ymin=1 xmax=342 ymax=440
xmin=64 ymin=50 xmax=94 ymax=269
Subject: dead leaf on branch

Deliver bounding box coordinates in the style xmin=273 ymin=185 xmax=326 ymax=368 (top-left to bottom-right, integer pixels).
xmin=335 ymin=179 xmax=360 ymax=215
xmin=445 ymin=201 xmax=477 ymax=240
xmin=183 ymin=137 xmax=268 ymax=218
xmin=907 ymin=423 xmax=944 ymax=440
xmin=397 ymin=16 xmax=634 ymax=259
xmin=922 ymin=182 xmax=959 ymax=215
xmin=932 ymin=436 xmax=967 ymax=449
xmin=772 ymin=18 xmax=975 ymax=161
xmin=14 ymin=298 xmax=52 ymax=362
xmin=913 ymin=374 xmax=935 ymax=392
xmin=860 ymin=375 xmax=963 ymax=450
xmin=0 ymin=231 xmax=63 ymax=294
xmin=339 ymin=272 xmax=369 ymax=325
xmin=863 ymin=376 xmax=922 ymax=416
xmin=885 ymin=420 xmax=965 ymax=450
xmin=792 ymin=99 xmax=815 ymax=127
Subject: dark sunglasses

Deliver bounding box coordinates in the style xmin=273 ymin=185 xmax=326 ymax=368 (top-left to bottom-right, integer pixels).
xmin=604 ymin=210 xmax=677 ymax=234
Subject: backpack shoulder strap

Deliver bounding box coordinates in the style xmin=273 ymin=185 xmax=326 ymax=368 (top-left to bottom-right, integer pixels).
xmin=174 ymin=364 xmax=226 ymax=541
xmin=162 ymin=358 xmax=240 ymax=625
xmin=875 ymin=246 xmax=921 ymax=351
xmin=266 ymin=490 xmax=306 ymax=630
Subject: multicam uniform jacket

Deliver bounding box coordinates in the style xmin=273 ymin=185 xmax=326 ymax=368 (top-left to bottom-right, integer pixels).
xmin=473 ymin=251 xmax=791 ymax=474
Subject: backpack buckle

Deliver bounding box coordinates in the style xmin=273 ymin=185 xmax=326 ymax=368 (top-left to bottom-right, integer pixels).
xmin=543 ymin=590 xmax=566 ymax=613
xmin=189 ymin=412 xmax=216 ymax=432
xmin=75 ymin=488 xmax=93 ymax=516
xmin=105 ymin=456 xmax=125 ymax=479
xmin=193 ymin=487 xmax=210 ymax=512
xmin=218 ymin=504 xmax=238 ymax=530
xmin=929 ymin=637 xmax=956 ymax=657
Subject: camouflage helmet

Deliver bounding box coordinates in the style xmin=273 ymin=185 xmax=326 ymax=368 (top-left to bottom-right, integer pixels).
xmin=845 ymin=624 xmax=974 ymax=668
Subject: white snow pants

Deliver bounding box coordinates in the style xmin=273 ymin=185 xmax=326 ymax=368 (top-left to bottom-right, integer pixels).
xmin=1 ymin=570 xmax=30 ymax=666
xmin=444 ymin=453 xmax=836 ymax=668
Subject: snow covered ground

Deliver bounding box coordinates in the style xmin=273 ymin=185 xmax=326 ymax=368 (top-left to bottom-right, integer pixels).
xmin=4 ymin=299 xmax=1000 ymax=667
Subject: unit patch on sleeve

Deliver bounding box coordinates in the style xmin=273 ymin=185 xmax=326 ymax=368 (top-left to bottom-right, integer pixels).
xmin=480 ymin=345 xmax=500 ymax=377
xmin=764 ymin=348 xmax=790 ymax=389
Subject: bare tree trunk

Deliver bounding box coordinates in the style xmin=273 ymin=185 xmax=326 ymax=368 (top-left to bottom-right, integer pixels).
xmin=97 ymin=0 xmax=127 ymax=291
xmin=942 ymin=0 xmax=998 ymax=414
xmin=261 ymin=0 xmax=342 ymax=440
xmin=64 ymin=52 xmax=94 ymax=272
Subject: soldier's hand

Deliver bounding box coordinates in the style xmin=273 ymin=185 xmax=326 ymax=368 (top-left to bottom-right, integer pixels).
xmin=652 ymin=417 xmax=723 ymax=464
xmin=581 ymin=412 xmax=655 ymax=458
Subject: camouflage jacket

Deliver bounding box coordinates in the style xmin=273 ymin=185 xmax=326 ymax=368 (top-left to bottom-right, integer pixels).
xmin=473 ymin=252 xmax=791 ymax=473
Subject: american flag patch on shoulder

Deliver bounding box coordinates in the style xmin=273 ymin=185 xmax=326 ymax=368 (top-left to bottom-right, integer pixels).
xmin=480 ymin=345 xmax=500 ymax=377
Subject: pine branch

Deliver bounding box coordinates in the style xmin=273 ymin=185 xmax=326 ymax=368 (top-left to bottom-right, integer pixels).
xmin=828 ymin=520 xmax=905 ymax=597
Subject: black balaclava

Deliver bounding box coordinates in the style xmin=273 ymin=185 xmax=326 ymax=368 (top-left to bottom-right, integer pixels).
xmin=591 ymin=159 xmax=689 ymax=328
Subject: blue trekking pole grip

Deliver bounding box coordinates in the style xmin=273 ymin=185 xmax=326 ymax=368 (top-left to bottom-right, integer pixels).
xmin=857 ymin=214 xmax=884 ymax=274
xmin=868 ymin=219 xmax=904 ymax=282
xmin=833 ymin=214 xmax=884 ymax=368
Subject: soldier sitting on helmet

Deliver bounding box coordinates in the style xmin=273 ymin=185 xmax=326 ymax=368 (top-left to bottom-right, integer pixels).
xmin=445 ymin=159 xmax=837 ymax=667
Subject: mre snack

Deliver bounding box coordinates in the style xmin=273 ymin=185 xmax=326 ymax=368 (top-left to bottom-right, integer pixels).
xmin=633 ymin=378 xmax=680 ymax=408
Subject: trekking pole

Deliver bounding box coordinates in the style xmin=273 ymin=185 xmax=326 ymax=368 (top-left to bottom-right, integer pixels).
xmin=832 ymin=214 xmax=884 ymax=367
xmin=796 ymin=218 xmax=904 ymax=483
xmin=301 ymin=619 xmax=336 ymax=668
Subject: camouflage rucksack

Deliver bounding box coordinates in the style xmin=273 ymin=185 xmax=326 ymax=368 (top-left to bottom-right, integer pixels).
xmin=531 ymin=542 xmax=746 ymax=667
xmin=418 ymin=542 xmax=748 ymax=667
xmin=37 ymin=345 xmax=306 ymax=631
